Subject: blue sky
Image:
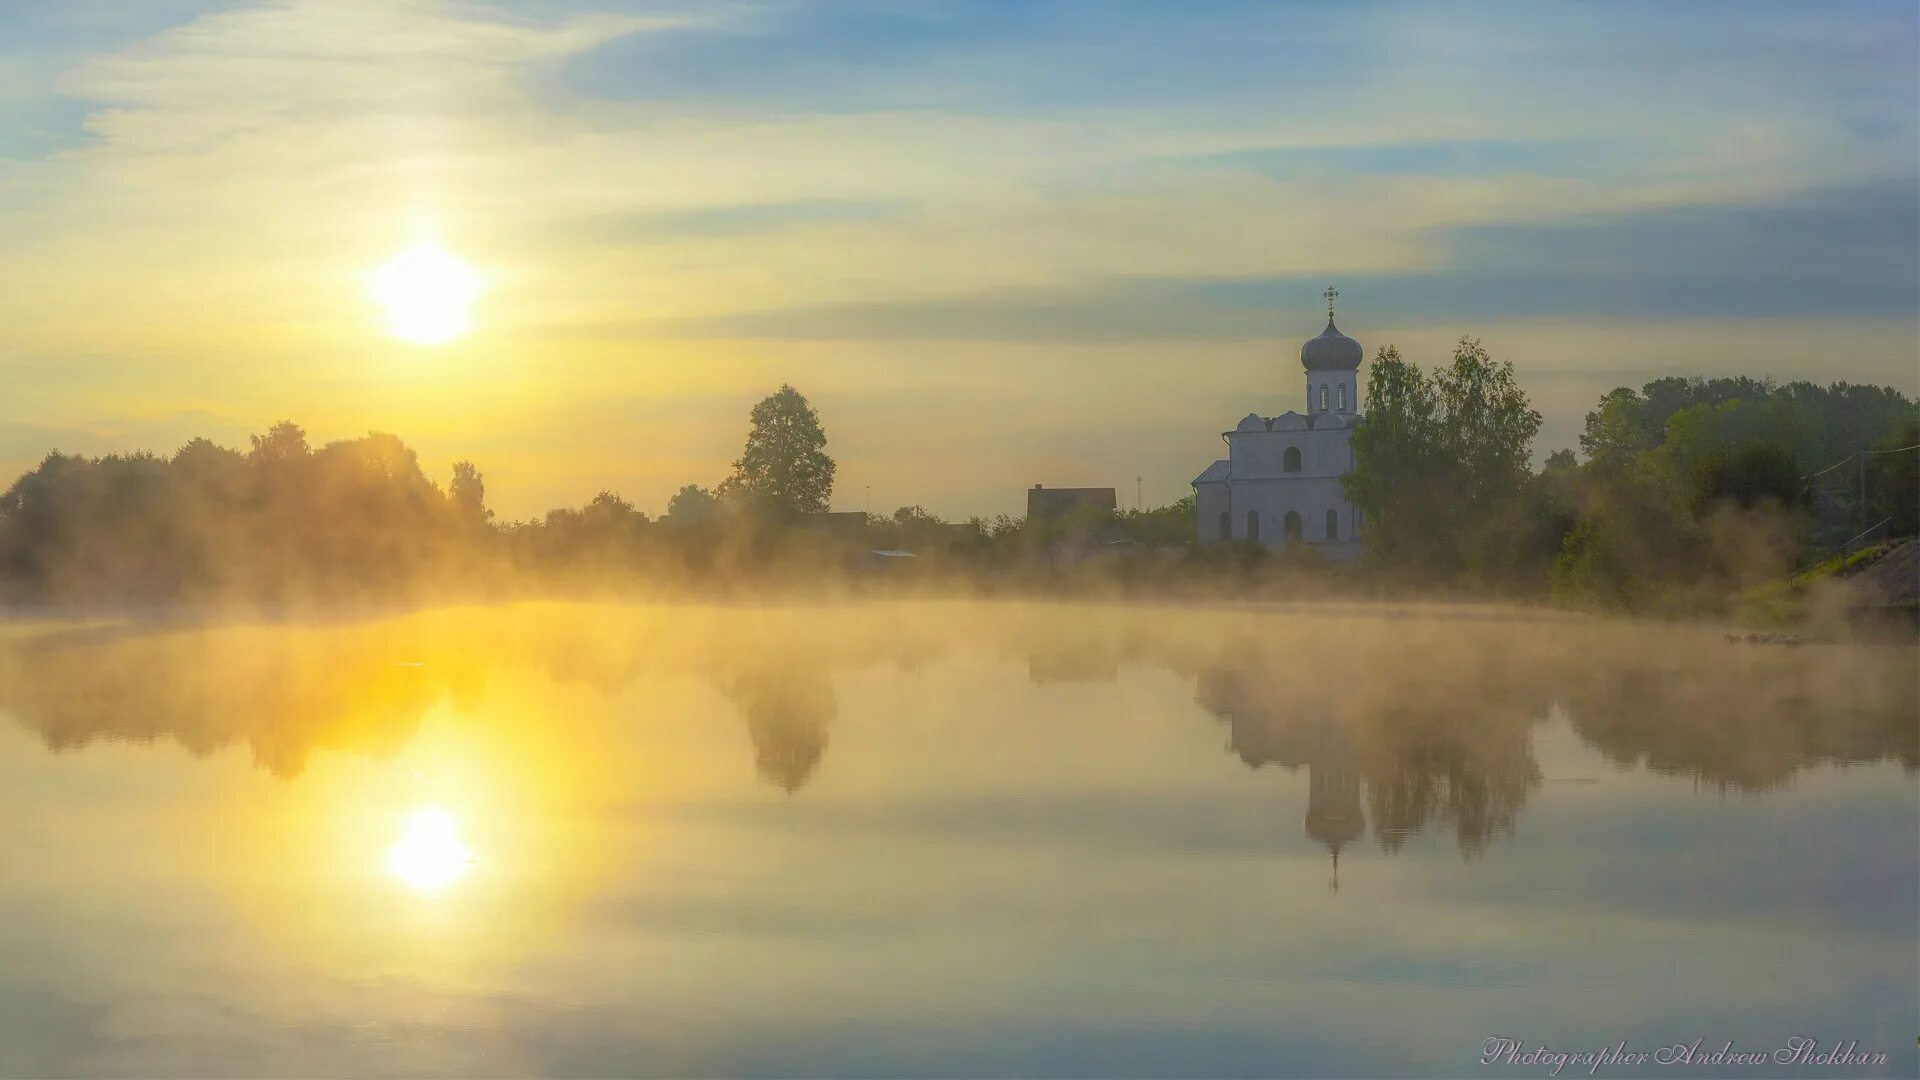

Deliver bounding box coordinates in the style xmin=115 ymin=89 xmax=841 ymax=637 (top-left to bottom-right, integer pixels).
xmin=0 ymin=0 xmax=1914 ymax=517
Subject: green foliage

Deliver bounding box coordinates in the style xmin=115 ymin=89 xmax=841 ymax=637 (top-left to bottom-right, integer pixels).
xmin=1578 ymin=387 xmax=1655 ymax=468
xmin=1582 ymin=376 xmax=1914 ymax=477
xmin=1550 ymin=467 xmax=1692 ymax=610
xmin=1433 ymin=337 xmax=1542 ymax=509
xmin=450 ymin=461 xmax=490 ymax=525
xmin=1550 ymin=376 xmax=1914 ymax=611
xmin=1348 ymin=345 xmax=1917 ymax=611
xmin=664 ymin=484 xmax=722 ymax=527
xmin=1347 ymin=338 xmax=1541 ymax=579
xmin=717 ymin=385 xmax=836 ymax=519
xmin=1114 ymin=494 xmax=1194 ymax=544
xmin=1867 ymin=417 xmax=1919 ymax=536
xmin=0 ymin=425 xmax=489 ymax=602
xmin=865 ymin=504 xmax=963 ymax=553
xmin=1345 ymin=345 xmax=1441 ymax=566
xmin=1689 ymin=442 xmax=1802 ymax=513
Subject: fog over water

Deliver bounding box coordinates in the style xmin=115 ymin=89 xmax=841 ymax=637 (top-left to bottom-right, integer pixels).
xmin=0 ymin=600 xmax=1912 ymax=1077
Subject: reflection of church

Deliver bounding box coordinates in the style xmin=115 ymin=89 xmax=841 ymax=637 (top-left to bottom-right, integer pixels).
xmin=1303 ymin=737 xmax=1363 ymax=891
xmin=1193 ymin=288 xmax=1365 ymax=557
xmin=1197 ymin=663 xmax=1363 ymax=889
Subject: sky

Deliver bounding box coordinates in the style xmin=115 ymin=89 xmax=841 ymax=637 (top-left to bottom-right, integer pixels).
xmin=0 ymin=0 xmax=1914 ymax=520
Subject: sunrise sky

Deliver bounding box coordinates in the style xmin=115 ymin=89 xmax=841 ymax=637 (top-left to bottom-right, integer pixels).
xmin=1 ymin=0 xmax=1914 ymax=520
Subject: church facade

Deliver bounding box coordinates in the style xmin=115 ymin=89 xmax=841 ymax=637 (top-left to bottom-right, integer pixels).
xmin=1192 ymin=294 xmax=1366 ymax=558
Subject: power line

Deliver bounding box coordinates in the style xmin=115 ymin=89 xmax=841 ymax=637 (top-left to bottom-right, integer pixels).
xmin=1801 ymin=443 xmax=1920 ymax=482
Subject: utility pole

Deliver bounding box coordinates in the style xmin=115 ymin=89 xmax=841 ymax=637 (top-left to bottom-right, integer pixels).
xmin=1136 ymin=475 xmax=1144 ymax=511
xmin=865 ymin=485 xmax=871 ymax=515
xmin=1858 ymin=451 xmax=1867 ymax=536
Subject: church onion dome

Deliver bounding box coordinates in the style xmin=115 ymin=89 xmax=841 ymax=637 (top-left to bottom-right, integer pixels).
xmin=1301 ymin=319 xmax=1363 ymax=372
xmin=1236 ymin=413 xmax=1268 ymax=432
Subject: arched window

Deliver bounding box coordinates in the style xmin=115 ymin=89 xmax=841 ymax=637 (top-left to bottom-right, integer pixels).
xmin=1246 ymin=510 xmax=1260 ymax=543
xmin=1282 ymin=446 xmax=1302 ymax=473
xmin=1337 ymin=384 xmax=1347 ymax=411
xmin=1319 ymin=385 xmax=1328 ymax=411
xmin=1283 ymin=511 xmax=1303 ymax=541
xmin=1325 ymin=507 xmax=1339 ymax=540
xmin=1218 ymin=511 xmax=1231 ymax=542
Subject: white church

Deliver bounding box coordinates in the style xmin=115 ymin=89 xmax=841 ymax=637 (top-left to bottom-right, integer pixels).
xmin=1192 ymin=289 xmax=1366 ymax=558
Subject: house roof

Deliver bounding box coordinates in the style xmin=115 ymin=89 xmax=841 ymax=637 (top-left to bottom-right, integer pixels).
xmin=1193 ymin=459 xmax=1230 ymax=485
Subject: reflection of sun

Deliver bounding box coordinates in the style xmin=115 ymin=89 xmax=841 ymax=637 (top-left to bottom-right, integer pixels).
xmin=368 ymin=241 xmax=481 ymax=345
xmin=387 ymin=805 xmax=473 ymax=893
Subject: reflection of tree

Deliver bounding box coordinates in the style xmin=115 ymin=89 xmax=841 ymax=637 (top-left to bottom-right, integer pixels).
xmin=723 ymin=666 xmax=837 ymax=793
xmin=1186 ymin=618 xmax=1916 ymax=861
xmin=1559 ymin=645 xmax=1920 ymax=792
xmin=1024 ymin=638 xmax=1122 ymax=685
xmin=0 ymin=623 xmax=473 ymax=778
xmin=1356 ymin=705 xmax=1540 ymax=859
xmin=1194 ymin=641 xmax=1545 ymax=860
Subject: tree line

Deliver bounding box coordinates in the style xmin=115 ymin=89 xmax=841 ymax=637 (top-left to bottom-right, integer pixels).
xmin=0 ymin=381 xmax=1195 ymax=605
xmin=0 ymin=361 xmax=1910 ymax=610
xmin=1343 ymin=338 xmax=1917 ymax=609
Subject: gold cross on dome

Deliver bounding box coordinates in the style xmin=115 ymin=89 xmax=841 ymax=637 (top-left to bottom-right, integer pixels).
xmin=1323 ymin=286 xmax=1339 ymax=319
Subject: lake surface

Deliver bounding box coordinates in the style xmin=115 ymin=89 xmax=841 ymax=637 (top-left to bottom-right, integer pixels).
xmin=0 ymin=601 xmax=1913 ymax=1078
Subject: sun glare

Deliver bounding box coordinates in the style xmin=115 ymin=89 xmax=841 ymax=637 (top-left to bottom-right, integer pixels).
xmin=387 ymin=805 xmax=474 ymax=893
xmin=369 ymin=242 xmax=481 ymax=346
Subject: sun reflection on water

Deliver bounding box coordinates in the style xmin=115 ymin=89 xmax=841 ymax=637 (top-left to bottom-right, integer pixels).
xmin=386 ymin=805 xmax=473 ymax=893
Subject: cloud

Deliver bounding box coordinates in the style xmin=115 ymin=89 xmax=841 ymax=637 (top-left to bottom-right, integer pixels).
xmin=648 ymin=177 xmax=1920 ymax=342
xmin=1176 ymin=140 xmax=1601 ymax=180
xmin=569 ymin=198 xmax=908 ymax=242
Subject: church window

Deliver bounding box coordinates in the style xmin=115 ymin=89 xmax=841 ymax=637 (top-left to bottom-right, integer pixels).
xmin=1325 ymin=507 xmax=1339 ymax=540
xmin=1246 ymin=511 xmax=1260 ymax=543
xmin=1337 ymin=384 xmax=1346 ymax=411
xmin=1218 ymin=511 xmax=1231 ymax=542
xmin=1283 ymin=446 xmax=1302 ymax=473
xmin=1319 ymin=385 xmax=1328 ymax=411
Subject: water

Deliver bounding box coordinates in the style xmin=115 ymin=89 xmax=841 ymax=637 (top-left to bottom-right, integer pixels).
xmin=0 ymin=601 xmax=1912 ymax=1078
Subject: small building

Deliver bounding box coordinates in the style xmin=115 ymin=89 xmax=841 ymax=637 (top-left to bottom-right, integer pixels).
xmin=1027 ymin=484 xmax=1117 ymax=520
xmin=802 ymin=510 xmax=870 ymax=539
xmin=1046 ymin=538 xmax=1144 ymax=566
xmin=858 ymin=548 xmax=917 ymax=571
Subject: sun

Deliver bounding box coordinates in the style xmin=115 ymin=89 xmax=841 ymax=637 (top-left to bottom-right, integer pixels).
xmin=387 ymin=805 xmax=474 ymax=893
xmin=368 ymin=242 xmax=482 ymax=346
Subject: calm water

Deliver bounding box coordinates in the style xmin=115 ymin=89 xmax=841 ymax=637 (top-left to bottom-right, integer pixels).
xmin=0 ymin=601 xmax=1913 ymax=1078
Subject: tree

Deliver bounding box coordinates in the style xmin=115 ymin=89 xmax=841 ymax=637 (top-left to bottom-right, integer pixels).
xmin=584 ymin=490 xmax=641 ymax=523
xmin=1346 ymin=344 xmax=1445 ymax=566
xmin=1116 ymin=494 xmax=1196 ymax=544
xmin=1691 ymin=442 xmax=1803 ymax=512
xmin=450 ymin=461 xmax=490 ymax=524
xmin=1347 ymin=338 xmax=1542 ymax=579
xmin=717 ymin=384 xmax=835 ymax=518
xmin=1434 ymin=336 xmax=1542 ymax=510
xmin=248 ymin=420 xmax=309 ymax=464
xmin=1579 ymin=387 xmax=1650 ymax=468
xmin=666 ymin=483 xmax=721 ymax=525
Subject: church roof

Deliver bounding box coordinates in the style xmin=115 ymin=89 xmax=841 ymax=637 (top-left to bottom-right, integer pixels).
xmin=1301 ymin=318 xmax=1363 ymax=372
xmin=1192 ymin=459 xmax=1230 ymax=485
